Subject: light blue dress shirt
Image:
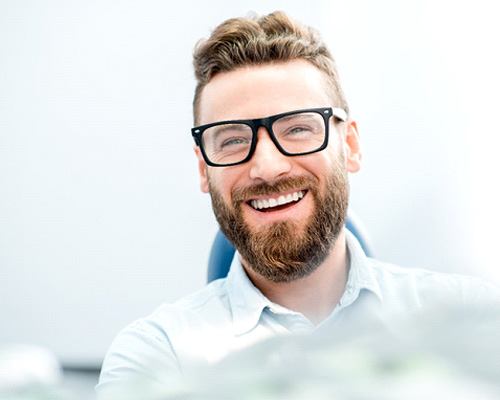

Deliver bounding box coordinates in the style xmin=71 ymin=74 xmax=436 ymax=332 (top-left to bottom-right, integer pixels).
xmin=96 ymin=230 xmax=499 ymax=397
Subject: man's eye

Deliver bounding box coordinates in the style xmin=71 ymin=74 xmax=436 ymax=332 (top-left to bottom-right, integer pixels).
xmin=220 ymin=137 xmax=250 ymax=149
xmin=284 ymin=126 xmax=313 ymax=136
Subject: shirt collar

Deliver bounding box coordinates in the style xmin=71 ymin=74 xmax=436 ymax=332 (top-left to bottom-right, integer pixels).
xmin=227 ymin=254 xmax=273 ymax=335
xmin=343 ymin=229 xmax=383 ymax=304
xmin=226 ymin=228 xmax=383 ymax=335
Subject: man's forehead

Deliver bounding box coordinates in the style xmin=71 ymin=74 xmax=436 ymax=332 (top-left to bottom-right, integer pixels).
xmin=197 ymin=60 xmax=334 ymax=125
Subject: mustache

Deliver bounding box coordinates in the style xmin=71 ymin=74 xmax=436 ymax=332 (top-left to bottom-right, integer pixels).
xmin=231 ymin=176 xmax=318 ymax=203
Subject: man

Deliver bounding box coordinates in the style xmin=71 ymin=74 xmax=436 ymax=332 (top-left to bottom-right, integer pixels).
xmin=97 ymin=11 xmax=498 ymax=396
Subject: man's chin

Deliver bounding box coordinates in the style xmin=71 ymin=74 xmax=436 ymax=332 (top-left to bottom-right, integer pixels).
xmin=243 ymin=214 xmax=304 ymax=238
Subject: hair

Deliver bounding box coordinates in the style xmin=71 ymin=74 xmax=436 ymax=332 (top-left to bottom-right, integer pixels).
xmin=192 ymin=11 xmax=349 ymax=124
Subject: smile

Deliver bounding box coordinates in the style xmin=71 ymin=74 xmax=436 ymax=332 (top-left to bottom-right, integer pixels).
xmin=249 ymin=190 xmax=305 ymax=211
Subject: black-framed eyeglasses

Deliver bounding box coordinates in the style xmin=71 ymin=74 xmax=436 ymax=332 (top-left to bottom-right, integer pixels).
xmin=191 ymin=107 xmax=347 ymax=167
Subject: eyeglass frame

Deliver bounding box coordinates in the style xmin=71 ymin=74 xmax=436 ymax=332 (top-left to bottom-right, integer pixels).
xmin=191 ymin=106 xmax=348 ymax=167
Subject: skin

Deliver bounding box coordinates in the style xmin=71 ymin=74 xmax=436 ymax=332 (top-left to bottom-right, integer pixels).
xmin=194 ymin=59 xmax=362 ymax=324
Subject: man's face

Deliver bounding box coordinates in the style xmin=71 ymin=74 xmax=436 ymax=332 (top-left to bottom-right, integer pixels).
xmin=195 ymin=60 xmax=361 ymax=282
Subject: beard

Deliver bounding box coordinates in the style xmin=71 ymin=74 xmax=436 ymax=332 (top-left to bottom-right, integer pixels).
xmin=208 ymin=161 xmax=349 ymax=283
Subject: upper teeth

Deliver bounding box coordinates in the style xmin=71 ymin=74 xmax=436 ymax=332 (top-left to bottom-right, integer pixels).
xmin=250 ymin=191 xmax=304 ymax=210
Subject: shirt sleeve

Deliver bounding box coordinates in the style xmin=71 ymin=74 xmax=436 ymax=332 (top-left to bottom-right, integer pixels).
xmin=95 ymin=319 xmax=182 ymax=400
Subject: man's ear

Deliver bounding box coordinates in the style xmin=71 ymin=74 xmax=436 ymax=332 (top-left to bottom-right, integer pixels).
xmin=344 ymin=120 xmax=362 ymax=173
xmin=194 ymin=146 xmax=209 ymax=193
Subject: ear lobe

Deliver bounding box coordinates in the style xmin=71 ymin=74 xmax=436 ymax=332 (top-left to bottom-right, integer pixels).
xmin=194 ymin=146 xmax=209 ymax=193
xmin=344 ymin=120 xmax=362 ymax=173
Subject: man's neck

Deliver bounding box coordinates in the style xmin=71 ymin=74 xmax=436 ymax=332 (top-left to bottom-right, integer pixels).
xmin=242 ymin=229 xmax=349 ymax=326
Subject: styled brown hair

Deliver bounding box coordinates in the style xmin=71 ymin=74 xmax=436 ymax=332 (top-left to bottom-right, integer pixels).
xmin=192 ymin=11 xmax=349 ymax=124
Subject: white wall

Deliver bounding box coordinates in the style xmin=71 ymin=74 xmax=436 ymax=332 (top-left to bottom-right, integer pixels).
xmin=1 ymin=0 xmax=498 ymax=365
xmin=326 ymin=0 xmax=500 ymax=282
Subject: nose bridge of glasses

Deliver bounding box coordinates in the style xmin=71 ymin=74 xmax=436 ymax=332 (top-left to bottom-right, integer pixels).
xmin=252 ymin=119 xmax=283 ymax=156
xmin=250 ymin=114 xmax=282 ymax=147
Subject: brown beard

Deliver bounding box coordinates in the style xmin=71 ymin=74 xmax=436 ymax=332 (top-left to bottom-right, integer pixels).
xmin=208 ymin=162 xmax=349 ymax=283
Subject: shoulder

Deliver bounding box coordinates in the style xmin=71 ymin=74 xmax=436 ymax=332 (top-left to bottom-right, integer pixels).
xmin=97 ymin=279 xmax=232 ymax=395
xmin=171 ymin=277 xmax=230 ymax=311
xmin=146 ymin=278 xmax=232 ymax=329
xmin=366 ymin=257 xmax=499 ymax=308
xmin=124 ymin=278 xmax=232 ymax=345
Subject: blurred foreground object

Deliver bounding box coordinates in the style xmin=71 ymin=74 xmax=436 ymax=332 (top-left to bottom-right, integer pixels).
xmin=0 ymin=345 xmax=69 ymax=399
xmin=101 ymin=303 xmax=500 ymax=400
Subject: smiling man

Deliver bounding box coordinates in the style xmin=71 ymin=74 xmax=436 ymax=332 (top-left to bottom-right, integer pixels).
xmin=194 ymin=58 xmax=358 ymax=325
xmin=97 ymin=11 xmax=499 ymax=397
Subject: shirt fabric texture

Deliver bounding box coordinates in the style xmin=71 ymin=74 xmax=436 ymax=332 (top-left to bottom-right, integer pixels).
xmin=96 ymin=230 xmax=498 ymax=395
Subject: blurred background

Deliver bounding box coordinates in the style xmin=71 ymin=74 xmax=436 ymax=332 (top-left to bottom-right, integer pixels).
xmin=1 ymin=0 xmax=499 ymax=397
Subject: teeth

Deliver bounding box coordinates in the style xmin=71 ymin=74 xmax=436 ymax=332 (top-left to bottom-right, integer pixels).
xmin=250 ymin=191 xmax=305 ymax=210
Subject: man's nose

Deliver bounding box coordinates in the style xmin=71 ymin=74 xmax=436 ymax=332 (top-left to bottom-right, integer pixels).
xmin=249 ymin=127 xmax=292 ymax=181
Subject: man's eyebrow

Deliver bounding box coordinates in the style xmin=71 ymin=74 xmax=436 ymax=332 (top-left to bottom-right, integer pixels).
xmin=210 ymin=123 xmax=251 ymax=135
xmin=275 ymin=113 xmax=318 ymax=123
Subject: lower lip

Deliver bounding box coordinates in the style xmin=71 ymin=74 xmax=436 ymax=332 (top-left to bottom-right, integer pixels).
xmin=244 ymin=191 xmax=310 ymax=222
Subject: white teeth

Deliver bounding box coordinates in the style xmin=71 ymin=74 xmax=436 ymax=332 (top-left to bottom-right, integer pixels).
xmin=250 ymin=191 xmax=305 ymax=210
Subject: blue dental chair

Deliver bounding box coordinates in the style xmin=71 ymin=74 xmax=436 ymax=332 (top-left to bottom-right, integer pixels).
xmin=207 ymin=212 xmax=373 ymax=283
